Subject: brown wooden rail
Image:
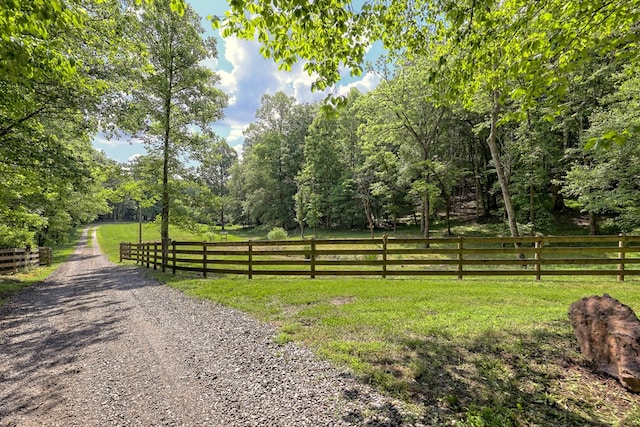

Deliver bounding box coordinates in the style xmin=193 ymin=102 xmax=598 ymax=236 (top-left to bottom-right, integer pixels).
xmin=0 ymin=247 xmax=52 ymax=273
xmin=119 ymin=235 xmax=640 ymax=281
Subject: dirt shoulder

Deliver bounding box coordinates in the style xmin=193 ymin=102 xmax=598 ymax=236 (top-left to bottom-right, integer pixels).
xmin=0 ymin=228 xmax=417 ymax=426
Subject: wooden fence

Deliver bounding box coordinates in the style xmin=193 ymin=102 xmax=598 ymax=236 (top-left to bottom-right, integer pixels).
xmin=119 ymin=235 xmax=640 ymax=281
xmin=0 ymin=247 xmax=52 ymax=273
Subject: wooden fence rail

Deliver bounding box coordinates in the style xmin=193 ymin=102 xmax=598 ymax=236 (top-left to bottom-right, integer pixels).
xmin=119 ymin=235 xmax=640 ymax=281
xmin=0 ymin=247 xmax=52 ymax=273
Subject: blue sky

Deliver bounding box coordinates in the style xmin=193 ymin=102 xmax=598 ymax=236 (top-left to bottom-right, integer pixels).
xmin=93 ymin=0 xmax=383 ymax=163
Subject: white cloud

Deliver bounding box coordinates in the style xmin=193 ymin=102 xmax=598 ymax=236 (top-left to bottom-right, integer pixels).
xmin=338 ymin=72 xmax=381 ymax=96
xmin=93 ymin=131 xmax=147 ymax=163
xmin=225 ymin=119 xmax=248 ymax=146
xmin=203 ymin=34 xmax=381 ymax=158
xmin=93 ymin=0 xmax=385 ymax=164
xmin=199 ymin=56 xmax=219 ymax=71
xmin=274 ymin=62 xmax=330 ymax=104
xmin=216 ymin=37 xmax=281 ymax=123
xmin=94 ymin=132 xmax=127 ymax=148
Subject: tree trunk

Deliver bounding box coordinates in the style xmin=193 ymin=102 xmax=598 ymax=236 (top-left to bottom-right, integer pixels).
xmin=529 ymin=181 xmax=535 ymax=234
xmin=358 ymin=179 xmax=375 ymax=238
xmin=474 ymin=159 xmax=482 ymax=221
xmin=161 ymin=107 xmax=170 ymax=265
xmin=589 ymin=211 xmax=598 ymax=235
xmin=486 ymin=91 xmax=519 ymax=238
xmin=363 ymin=199 xmax=375 ymax=239
xmin=161 ymin=34 xmax=174 ymax=266
xmin=138 ymin=202 xmax=143 ymax=244
xmin=445 ymin=195 xmax=452 ymax=235
xmin=550 ymin=183 xmax=565 ymax=212
xmin=423 ymin=185 xmax=430 ymax=241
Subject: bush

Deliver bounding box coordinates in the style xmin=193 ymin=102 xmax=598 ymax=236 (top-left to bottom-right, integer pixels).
xmin=267 ymin=227 xmax=288 ymax=241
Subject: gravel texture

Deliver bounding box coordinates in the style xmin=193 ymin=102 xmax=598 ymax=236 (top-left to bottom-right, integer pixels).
xmin=0 ymin=229 xmax=418 ymax=426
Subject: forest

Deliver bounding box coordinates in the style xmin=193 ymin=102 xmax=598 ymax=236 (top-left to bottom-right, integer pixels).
xmin=2 ymin=0 xmax=639 ymax=248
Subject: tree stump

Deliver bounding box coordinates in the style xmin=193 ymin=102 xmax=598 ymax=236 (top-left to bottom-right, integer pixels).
xmin=569 ymin=294 xmax=640 ymax=392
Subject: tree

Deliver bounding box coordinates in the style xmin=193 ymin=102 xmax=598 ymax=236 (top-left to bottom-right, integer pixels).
xmin=116 ymin=156 xmax=163 ymax=242
xmin=217 ymin=0 xmax=640 ymax=237
xmin=0 ymin=115 xmax=114 ymax=247
xmin=125 ymin=0 xmax=227 ymax=254
xmin=562 ymin=74 xmax=640 ymax=233
xmin=240 ymin=92 xmax=314 ymax=228
xmin=227 ymin=162 xmax=250 ymax=226
xmin=0 ymin=0 xmax=148 ymax=246
xmin=195 ymin=139 xmax=238 ymax=229
xmin=357 ymin=59 xmax=462 ymax=238
xmin=296 ymin=110 xmax=343 ymax=231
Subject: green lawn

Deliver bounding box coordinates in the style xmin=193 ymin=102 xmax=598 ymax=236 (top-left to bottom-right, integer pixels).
xmin=96 ymin=222 xmax=247 ymax=263
xmin=97 ymin=222 xmax=640 ymax=426
xmin=166 ymin=276 xmax=640 ymax=426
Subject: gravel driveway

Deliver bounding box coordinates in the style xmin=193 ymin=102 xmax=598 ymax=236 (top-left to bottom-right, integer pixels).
xmin=0 ymin=229 xmax=417 ymax=426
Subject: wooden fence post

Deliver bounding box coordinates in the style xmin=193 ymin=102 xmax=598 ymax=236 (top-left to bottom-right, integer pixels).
xmin=39 ymin=247 xmax=51 ymax=266
xmin=142 ymin=243 xmax=151 ymax=268
xmin=12 ymin=248 xmax=18 ymax=273
xmin=382 ymin=234 xmax=388 ymax=279
xmin=457 ymin=237 xmax=463 ymax=280
xmin=248 ymin=241 xmax=253 ymax=279
xmin=618 ymin=233 xmax=626 ymax=282
xmin=203 ymin=242 xmax=208 ymax=278
xmin=172 ymin=241 xmax=177 ymax=275
xmin=161 ymin=240 xmax=167 ymax=273
xmin=153 ymin=242 xmax=158 ymax=270
xmin=310 ymin=238 xmax=316 ymax=279
xmin=534 ymin=238 xmax=543 ymax=281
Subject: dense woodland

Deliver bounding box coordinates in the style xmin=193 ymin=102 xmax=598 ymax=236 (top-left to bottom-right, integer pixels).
xmin=2 ymin=0 xmax=639 ymax=248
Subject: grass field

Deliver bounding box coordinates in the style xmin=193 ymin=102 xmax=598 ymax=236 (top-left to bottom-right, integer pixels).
xmin=96 ymin=221 xmax=246 ymax=263
xmin=98 ymin=222 xmax=640 ymax=426
xmin=0 ymin=227 xmax=82 ymax=306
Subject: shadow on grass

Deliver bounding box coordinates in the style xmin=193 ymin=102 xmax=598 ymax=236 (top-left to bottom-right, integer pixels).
xmin=347 ymin=321 xmax=640 ymax=426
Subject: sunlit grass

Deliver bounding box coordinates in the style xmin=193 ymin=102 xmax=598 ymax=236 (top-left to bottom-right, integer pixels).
xmin=96 ymin=222 xmax=248 ymax=263
xmin=164 ymin=274 xmax=640 ymax=425
xmin=96 ymin=221 xmax=640 ymax=425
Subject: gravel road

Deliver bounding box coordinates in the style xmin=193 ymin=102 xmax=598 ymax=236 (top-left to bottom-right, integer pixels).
xmin=0 ymin=229 xmax=418 ymax=426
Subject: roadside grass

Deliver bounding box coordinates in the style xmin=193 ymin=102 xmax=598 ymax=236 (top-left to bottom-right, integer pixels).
xmin=97 ymin=221 xmax=640 ymax=425
xmin=0 ymin=227 xmax=82 ymax=306
xmin=165 ymin=275 xmax=640 ymax=426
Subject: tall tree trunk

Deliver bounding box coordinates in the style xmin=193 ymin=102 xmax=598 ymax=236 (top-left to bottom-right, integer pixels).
xmin=486 ymin=91 xmax=519 ymax=238
xmin=161 ymin=37 xmax=174 ymax=267
xmin=473 ymin=150 xmax=482 ymax=221
xmin=589 ymin=211 xmax=598 ymax=235
xmin=529 ymin=180 xmax=535 ymax=234
xmin=138 ymin=202 xmax=143 ymax=244
xmin=445 ymin=194 xmax=452 ymax=235
xmin=423 ymin=185 xmax=430 ymax=240
xmin=358 ymin=178 xmax=375 ymax=238
xmin=363 ymin=199 xmax=375 ymax=239
xmin=161 ymin=101 xmax=170 ymax=265
xmin=550 ymin=183 xmax=565 ymax=212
